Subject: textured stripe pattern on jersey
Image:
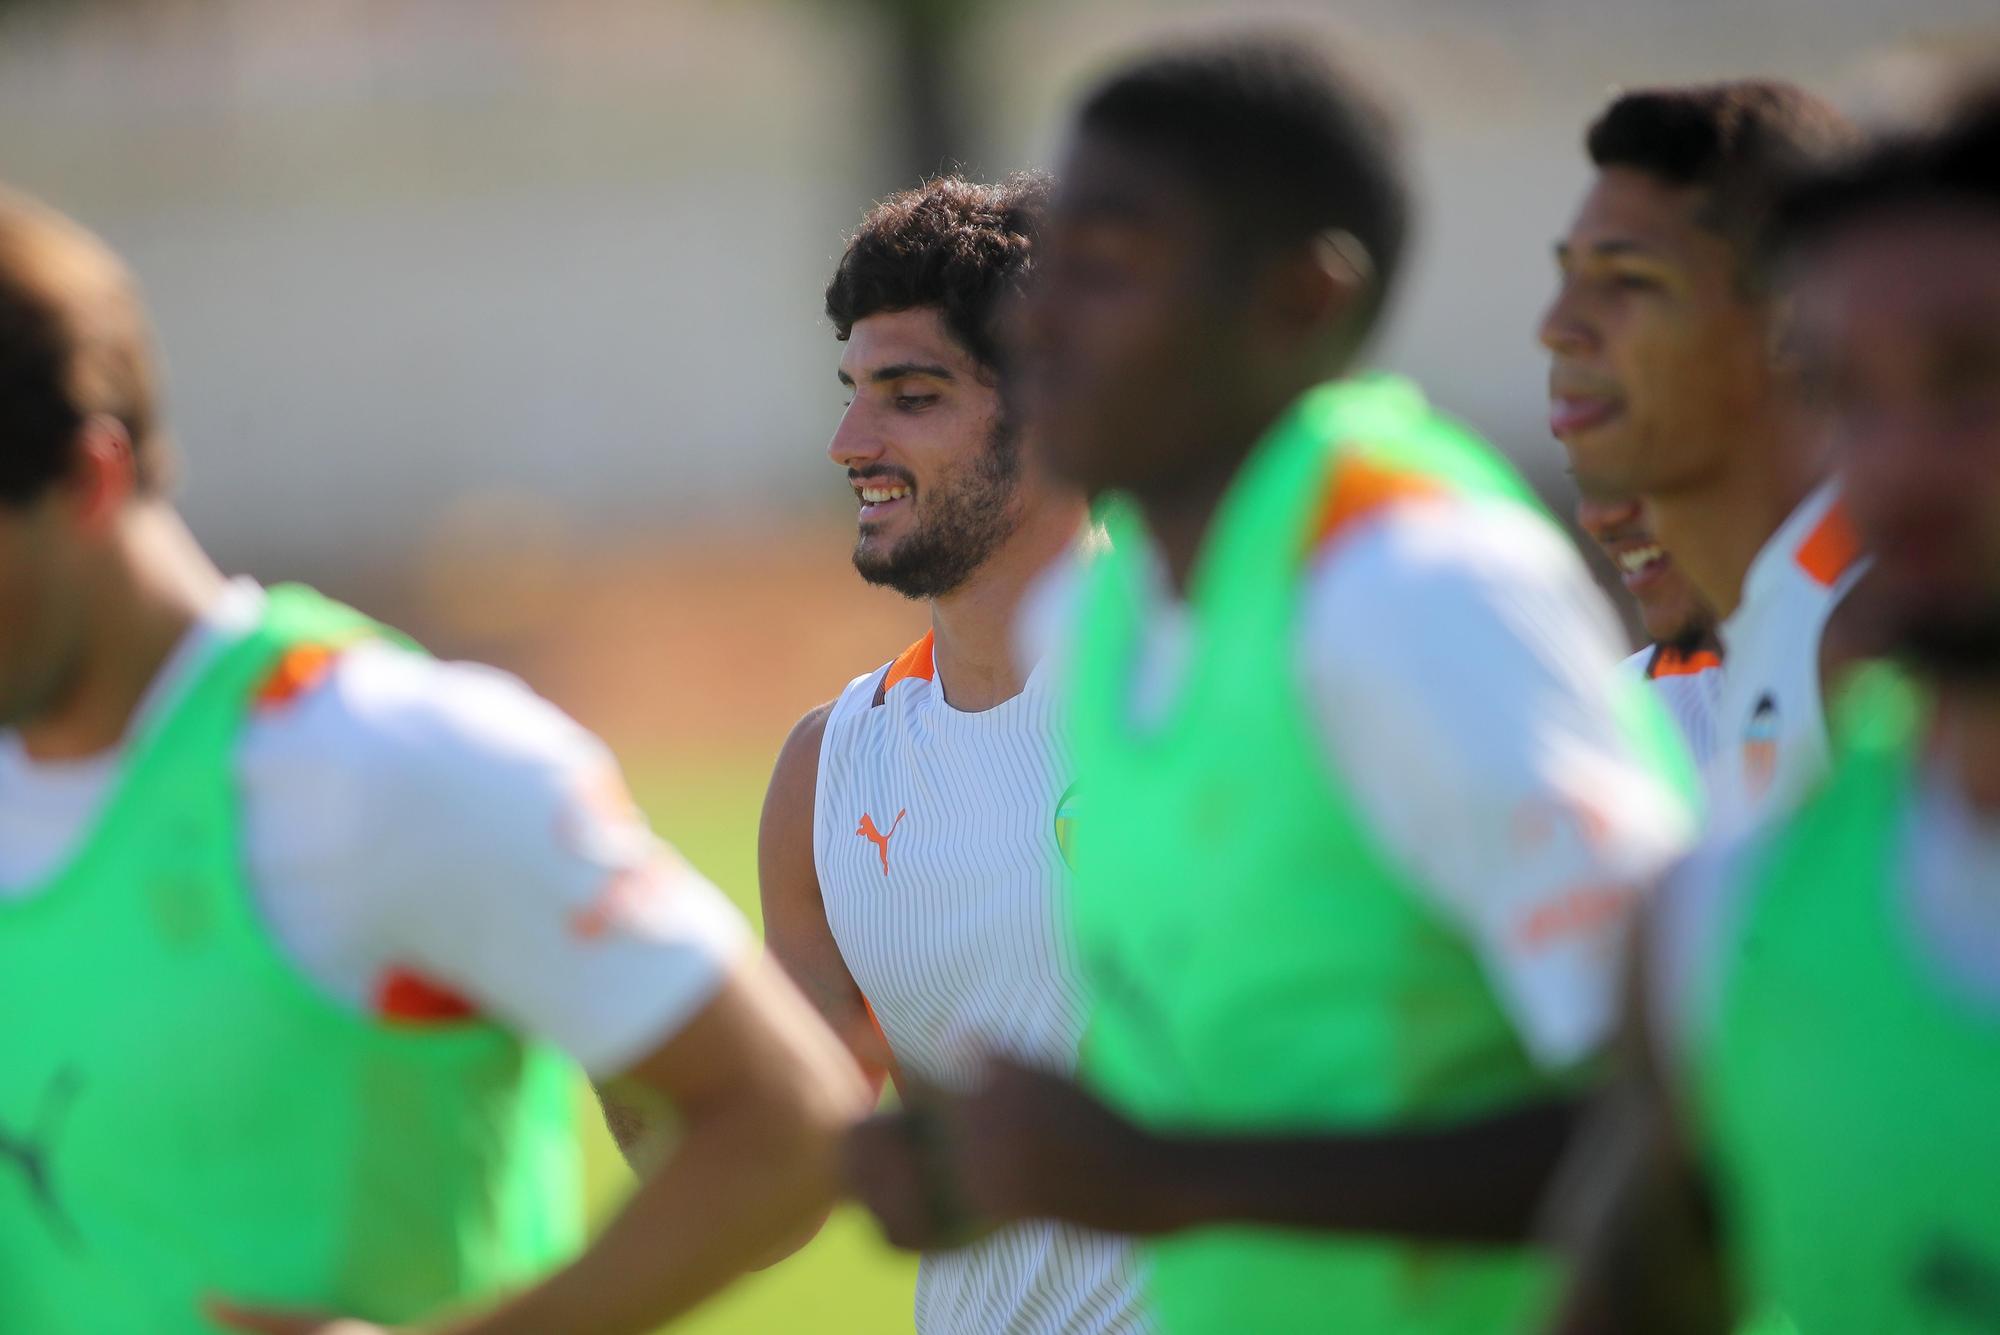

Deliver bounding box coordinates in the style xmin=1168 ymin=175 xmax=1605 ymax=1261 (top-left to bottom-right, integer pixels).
xmin=814 ymin=647 xmax=1152 ymax=1335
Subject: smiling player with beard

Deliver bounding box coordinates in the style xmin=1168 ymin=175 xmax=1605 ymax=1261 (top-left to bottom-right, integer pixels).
xmin=757 ymin=175 xmax=1152 ymax=1335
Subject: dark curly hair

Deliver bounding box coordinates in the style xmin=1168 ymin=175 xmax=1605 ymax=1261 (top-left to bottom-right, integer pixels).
xmin=1586 ymin=81 xmax=1856 ymax=289
xmin=824 ymin=173 xmax=1049 ymax=379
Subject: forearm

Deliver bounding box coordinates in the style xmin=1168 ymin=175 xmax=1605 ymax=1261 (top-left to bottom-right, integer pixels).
xmin=1105 ymin=1098 xmax=1584 ymax=1244
xmin=438 ymin=1107 xmax=844 ymax=1335
xmin=1546 ymin=1094 xmax=1730 ymax=1335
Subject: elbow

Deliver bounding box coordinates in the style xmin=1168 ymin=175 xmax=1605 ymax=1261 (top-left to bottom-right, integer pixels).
xmin=685 ymin=1056 xmax=873 ymax=1242
xmin=751 ymin=1205 xmax=836 ymax=1270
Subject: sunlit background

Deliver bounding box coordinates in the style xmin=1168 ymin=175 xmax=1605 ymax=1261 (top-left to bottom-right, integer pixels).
xmin=4 ymin=1 xmax=1991 ymax=1329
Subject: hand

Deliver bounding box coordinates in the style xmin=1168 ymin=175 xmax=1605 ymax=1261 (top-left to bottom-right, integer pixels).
xmin=840 ymin=1106 xmax=987 ymax=1252
xmin=204 ymin=1298 xmax=393 ymax=1335
xmin=937 ymin=1056 xmax=1162 ymax=1234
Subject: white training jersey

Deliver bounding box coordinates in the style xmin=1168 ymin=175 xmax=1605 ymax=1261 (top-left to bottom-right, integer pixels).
xmin=1707 ymin=481 xmax=1870 ymax=834
xmin=1020 ymin=494 xmax=1696 ymax=1071
xmin=1621 ymin=643 xmax=1725 ymax=775
xmin=0 ymin=580 xmax=748 ymax=1078
xmin=813 ymin=634 xmax=1152 ymax=1335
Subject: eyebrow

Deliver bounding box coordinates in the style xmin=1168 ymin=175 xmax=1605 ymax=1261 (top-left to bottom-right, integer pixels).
xmin=835 ymin=362 xmax=957 ymax=388
xmin=1554 ymin=238 xmax=1665 ymax=264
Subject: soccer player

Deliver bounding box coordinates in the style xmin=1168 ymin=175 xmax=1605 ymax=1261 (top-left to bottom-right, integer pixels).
xmin=758 ymin=176 xmax=1150 ymax=1332
xmin=1573 ymin=489 xmax=1724 ymax=768
xmin=1540 ymin=82 xmax=1862 ymax=828
xmin=1555 ymin=92 xmax=2000 ymax=1335
xmin=841 ymin=37 xmax=1694 ymax=1334
xmin=0 ymin=188 xmax=869 ymax=1335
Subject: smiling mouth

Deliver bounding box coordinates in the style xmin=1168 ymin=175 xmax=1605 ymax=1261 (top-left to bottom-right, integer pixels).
xmin=1613 ymin=543 xmax=1672 ymax=592
xmin=853 ymin=479 xmax=913 ymax=524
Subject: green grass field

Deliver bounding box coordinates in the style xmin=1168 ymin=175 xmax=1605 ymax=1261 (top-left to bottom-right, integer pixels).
xmin=583 ymin=753 xmax=919 ymax=1334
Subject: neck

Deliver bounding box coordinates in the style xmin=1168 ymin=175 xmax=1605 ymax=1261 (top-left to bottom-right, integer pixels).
xmin=1933 ymin=683 xmax=2000 ymax=818
xmin=927 ymin=498 xmax=1087 ymax=713
xmin=1139 ymin=416 xmax=1278 ymax=599
xmin=17 ymin=504 xmax=228 ymax=762
xmin=1648 ymin=419 xmax=1815 ymax=622
xmin=1138 ymin=483 xmax=1229 ymax=600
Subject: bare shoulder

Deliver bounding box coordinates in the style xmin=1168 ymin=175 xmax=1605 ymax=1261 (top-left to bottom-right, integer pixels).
xmin=763 ymin=700 xmax=836 ymax=830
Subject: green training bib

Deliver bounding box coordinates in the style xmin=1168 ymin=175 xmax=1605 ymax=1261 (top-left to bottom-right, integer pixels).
xmin=0 ymin=584 xmax=581 ymax=1333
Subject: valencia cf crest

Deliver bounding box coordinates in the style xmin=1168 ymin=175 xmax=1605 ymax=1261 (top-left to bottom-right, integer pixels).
xmin=1054 ymin=782 xmax=1080 ymax=870
xmin=1744 ymin=693 xmax=1779 ymax=798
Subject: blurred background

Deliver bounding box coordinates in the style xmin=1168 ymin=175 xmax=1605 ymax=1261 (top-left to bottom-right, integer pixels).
xmin=3 ymin=1 xmax=1990 ymax=1330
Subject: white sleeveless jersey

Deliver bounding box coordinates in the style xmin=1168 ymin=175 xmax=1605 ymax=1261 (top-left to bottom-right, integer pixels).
xmin=814 ymin=633 xmax=1153 ymax=1335
xmin=1708 ymin=481 xmax=1869 ymax=833
xmin=1621 ymin=643 xmax=1724 ymax=776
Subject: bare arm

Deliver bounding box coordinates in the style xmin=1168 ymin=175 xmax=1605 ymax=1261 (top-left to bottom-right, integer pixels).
xmin=848 ymin=1058 xmax=1580 ymax=1249
xmin=759 ymin=703 xmax=897 ymax=1093
xmin=1546 ymin=911 xmax=1731 ymax=1335
xmin=751 ymin=703 xmax=898 ymax=1263
xmin=213 ymin=952 xmax=871 ymax=1335
xmin=596 ymin=703 xmax=893 ymax=1177
xmin=450 ymin=951 xmax=870 ymax=1334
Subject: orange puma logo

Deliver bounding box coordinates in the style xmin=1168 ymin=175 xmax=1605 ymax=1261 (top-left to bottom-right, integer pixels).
xmin=856 ymin=809 xmax=906 ymax=876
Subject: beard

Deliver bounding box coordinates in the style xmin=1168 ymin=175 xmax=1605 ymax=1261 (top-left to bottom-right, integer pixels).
xmin=853 ymin=418 xmax=1024 ymax=600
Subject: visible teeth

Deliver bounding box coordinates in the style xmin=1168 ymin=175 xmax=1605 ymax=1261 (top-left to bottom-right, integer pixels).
xmin=1618 ymin=545 xmax=1665 ymax=574
xmin=860 ymin=486 xmax=911 ymax=504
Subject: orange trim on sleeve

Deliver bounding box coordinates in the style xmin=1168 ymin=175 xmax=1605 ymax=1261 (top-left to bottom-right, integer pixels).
xmin=254 ymin=644 xmax=339 ymax=710
xmin=1306 ymin=453 xmax=1444 ymax=557
xmin=374 ymin=968 xmax=479 ymax=1024
xmin=1650 ymin=646 xmax=1724 ymax=678
xmin=882 ymin=632 xmax=937 ymax=692
xmin=1794 ymin=499 xmax=1862 ymax=588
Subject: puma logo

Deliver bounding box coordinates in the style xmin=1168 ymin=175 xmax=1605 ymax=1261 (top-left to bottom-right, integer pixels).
xmin=856 ymin=809 xmax=907 ymax=876
xmin=0 ymin=1066 xmax=84 ymax=1250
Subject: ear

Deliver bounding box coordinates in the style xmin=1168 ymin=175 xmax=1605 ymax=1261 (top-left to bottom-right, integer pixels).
xmin=1262 ymin=228 xmax=1374 ymax=342
xmin=63 ymin=415 xmax=138 ymax=532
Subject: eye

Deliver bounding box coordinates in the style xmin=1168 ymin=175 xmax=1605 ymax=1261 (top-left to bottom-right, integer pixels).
xmin=894 ymin=394 xmax=938 ymax=412
xmin=1611 ymin=272 xmax=1661 ymax=292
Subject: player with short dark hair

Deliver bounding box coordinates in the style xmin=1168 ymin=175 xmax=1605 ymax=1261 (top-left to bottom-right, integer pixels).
xmin=763 ymin=174 xmax=1152 ymax=1334
xmin=842 ymin=35 xmax=1695 ymax=1335
xmin=1555 ymin=89 xmax=2000 ymax=1335
xmin=1541 ymin=80 xmax=1863 ymax=826
xmin=0 ymin=186 xmax=870 ymax=1335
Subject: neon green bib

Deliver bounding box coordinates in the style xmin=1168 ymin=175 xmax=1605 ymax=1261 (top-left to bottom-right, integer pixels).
xmin=1697 ymin=665 xmax=2000 ymax=1334
xmin=1067 ymin=376 xmax=1688 ymax=1334
xmin=0 ymin=585 xmax=581 ymax=1334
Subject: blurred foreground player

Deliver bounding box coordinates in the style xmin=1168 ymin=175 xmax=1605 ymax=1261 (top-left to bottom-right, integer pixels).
xmin=1556 ymin=93 xmax=2000 ymax=1335
xmin=843 ymin=36 xmax=1694 ymax=1334
xmin=0 ymin=189 xmax=868 ymax=1335
xmin=1540 ymin=81 xmax=1862 ymax=828
xmin=759 ymin=176 xmax=1151 ymax=1332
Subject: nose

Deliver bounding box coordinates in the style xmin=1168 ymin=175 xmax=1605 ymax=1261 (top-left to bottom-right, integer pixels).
xmin=1574 ymin=493 xmax=1643 ymax=541
xmin=1538 ymin=282 xmax=1595 ymax=358
xmin=827 ymin=401 xmax=884 ymax=472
